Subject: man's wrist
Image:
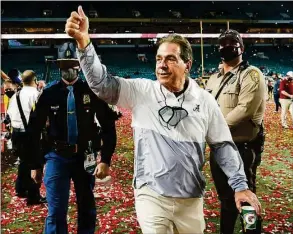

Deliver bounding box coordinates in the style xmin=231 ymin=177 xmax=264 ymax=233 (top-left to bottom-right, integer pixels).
xmin=100 ymin=158 xmax=111 ymax=167
xmin=77 ymin=35 xmax=91 ymax=50
xmin=234 ymin=185 xmax=249 ymax=193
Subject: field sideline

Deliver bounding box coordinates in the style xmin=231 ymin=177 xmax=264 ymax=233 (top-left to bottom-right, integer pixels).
xmin=1 ymin=101 xmax=293 ymax=234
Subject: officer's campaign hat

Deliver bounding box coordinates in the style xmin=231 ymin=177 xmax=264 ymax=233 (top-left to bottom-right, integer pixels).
xmin=57 ymin=42 xmax=79 ymax=69
xmin=218 ymin=29 xmax=244 ymax=48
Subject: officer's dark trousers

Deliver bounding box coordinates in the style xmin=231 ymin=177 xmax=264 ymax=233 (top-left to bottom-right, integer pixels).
xmin=44 ymin=151 xmax=96 ymax=234
xmin=12 ymin=131 xmax=41 ymax=199
xmin=273 ymin=93 xmax=281 ymax=112
xmin=210 ymin=143 xmax=262 ymax=234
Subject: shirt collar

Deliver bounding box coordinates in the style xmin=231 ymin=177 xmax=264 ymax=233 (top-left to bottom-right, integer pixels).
xmin=217 ymin=62 xmax=243 ymax=78
xmin=21 ymin=86 xmax=38 ymax=91
xmin=217 ymin=69 xmax=224 ymax=78
xmin=60 ymin=78 xmax=82 ymax=90
xmin=156 ymin=77 xmax=192 ymax=98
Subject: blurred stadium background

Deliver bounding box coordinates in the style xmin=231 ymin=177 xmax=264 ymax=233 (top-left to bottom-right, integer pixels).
xmin=1 ymin=2 xmax=293 ymax=233
xmin=1 ymin=1 xmax=293 ymax=84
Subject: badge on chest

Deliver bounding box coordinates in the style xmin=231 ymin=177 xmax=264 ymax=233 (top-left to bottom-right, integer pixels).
xmin=83 ymin=94 xmax=91 ymax=104
xmin=50 ymin=105 xmax=60 ymax=115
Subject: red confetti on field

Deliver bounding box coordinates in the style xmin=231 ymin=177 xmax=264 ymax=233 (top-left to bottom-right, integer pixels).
xmin=1 ymin=102 xmax=292 ymax=233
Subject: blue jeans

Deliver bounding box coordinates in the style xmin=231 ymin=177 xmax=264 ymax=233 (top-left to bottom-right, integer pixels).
xmin=44 ymin=151 xmax=96 ymax=234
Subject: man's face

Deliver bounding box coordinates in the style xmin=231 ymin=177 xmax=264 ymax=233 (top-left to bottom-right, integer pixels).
xmin=4 ymin=82 xmax=15 ymax=91
xmin=219 ymin=39 xmax=244 ymax=62
xmin=219 ymin=39 xmax=240 ymax=49
xmin=61 ymin=67 xmax=80 ymax=82
xmin=4 ymin=82 xmax=16 ymax=98
xmin=155 ymin=42 xmax=189 ymax=87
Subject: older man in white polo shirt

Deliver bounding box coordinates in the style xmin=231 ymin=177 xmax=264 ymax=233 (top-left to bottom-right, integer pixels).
xmin=65 ymin=6 xmax=262 ymax=234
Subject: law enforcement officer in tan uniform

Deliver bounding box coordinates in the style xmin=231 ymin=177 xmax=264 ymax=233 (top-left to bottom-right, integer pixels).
xmin=206 ymin=30 xmax=266 ymax=234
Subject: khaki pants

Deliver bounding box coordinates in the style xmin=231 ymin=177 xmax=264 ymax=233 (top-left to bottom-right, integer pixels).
xmin=134 ymin=186 xmax=205 ymax=234
xmin=279 ymin=99 xmax=293 ymax=127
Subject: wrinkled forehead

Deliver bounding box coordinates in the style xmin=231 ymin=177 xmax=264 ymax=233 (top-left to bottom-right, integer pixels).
xmin=156 ymin=42 xmax=181 ymax=57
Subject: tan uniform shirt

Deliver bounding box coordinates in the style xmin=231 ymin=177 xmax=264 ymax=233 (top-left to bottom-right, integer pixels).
xmin=206 ymin=63 xmax=266 ymax=143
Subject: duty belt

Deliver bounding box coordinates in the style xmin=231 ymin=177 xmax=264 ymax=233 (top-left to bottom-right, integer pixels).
xmin=235 ymin=138 xmax=257 ymax=151
xmin=52 ymin=140 xmax=78 ymax=157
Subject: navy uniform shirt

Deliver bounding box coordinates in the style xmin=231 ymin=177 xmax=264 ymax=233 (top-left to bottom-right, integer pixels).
xmin=27 ymin=78 xmax=117 ymax=169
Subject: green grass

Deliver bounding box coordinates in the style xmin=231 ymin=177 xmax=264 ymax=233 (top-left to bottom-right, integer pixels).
xmin=1 ymin=102 xmax=292 ymax=233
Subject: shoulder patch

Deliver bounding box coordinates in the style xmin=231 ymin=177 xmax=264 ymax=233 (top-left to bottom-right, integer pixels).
xmin=248 ymin=70 xmax=260 ymax=84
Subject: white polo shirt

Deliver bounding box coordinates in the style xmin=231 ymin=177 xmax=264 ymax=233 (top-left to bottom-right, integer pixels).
xmin=7 ymin=86 xmax=39 ymax=130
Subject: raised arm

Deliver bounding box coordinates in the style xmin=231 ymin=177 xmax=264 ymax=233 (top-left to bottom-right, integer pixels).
xmin=65 ymin=6 xmax=148 ymax=109
xmin=1 ymin=70 xmax=10 ymax=81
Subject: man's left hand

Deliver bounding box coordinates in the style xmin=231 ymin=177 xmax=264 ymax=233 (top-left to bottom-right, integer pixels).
xmin=235 ymin=189 xmax=262 ymax=215
xmin=31 ymin=169 xmax=43 ymax=185
xmin=93 ymin=162 xmax=109 ymax=179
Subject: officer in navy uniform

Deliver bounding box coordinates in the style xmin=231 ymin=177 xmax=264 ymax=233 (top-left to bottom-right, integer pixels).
xmin=26 ymin=42 xmax=117 ymax=234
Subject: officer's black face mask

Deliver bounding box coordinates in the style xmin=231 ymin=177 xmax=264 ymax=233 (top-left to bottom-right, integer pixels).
xmin=5 ymin=90 xmax=15 ymax=98
xmin=219 ymin=46 xmax=242 ymax=62
xmin=61 ymin=68 xmax=78 ymax=82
